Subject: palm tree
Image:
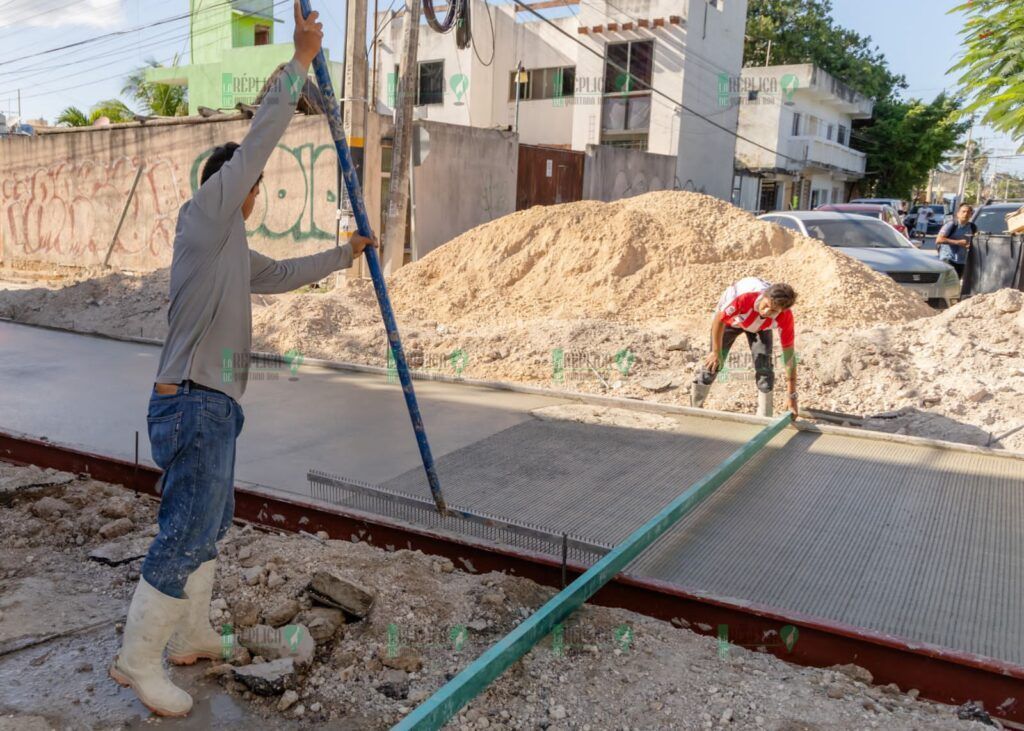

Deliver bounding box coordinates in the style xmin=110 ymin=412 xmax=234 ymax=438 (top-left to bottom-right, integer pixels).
xmin=56 ymin=106 xmax=90 ymax=127
xmin=123 ymin=56 xmax=188 ymax=117
xmin=88 ymin=99 xmax=135 ymax=124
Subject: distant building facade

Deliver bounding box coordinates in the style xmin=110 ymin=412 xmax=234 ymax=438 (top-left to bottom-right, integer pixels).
xmin=732 ymin=64 xmax=874 ymax=212
xmin=375 ymin=0 xmax=749 ymax=201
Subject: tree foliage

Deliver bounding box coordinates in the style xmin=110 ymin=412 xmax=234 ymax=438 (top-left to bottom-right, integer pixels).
xmin=744 ymin=0 xmax=968 ymax=199
xmin=55 ymin=106 xmax=89 ymax=127
xmin=122 ymin=57 xmax=188 ymax=117
xmin=744 ymin=0 xmax=906 ymax=101
xmin=55 ymin=99 xmax=134 ymax=127
xmin=854 ymin=94 xmax=971 ymax=198
xmin=949 ymin=0 xmax=1024 ymax=144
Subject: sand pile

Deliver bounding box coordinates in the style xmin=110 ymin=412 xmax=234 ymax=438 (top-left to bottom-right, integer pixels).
xmin=797 ymin=288 xmax=1024 ymax=449
xmin=5 ymin=192 xmax=1022 ymax=453
xmin=387 ymin=191 xmax=933 ymax=329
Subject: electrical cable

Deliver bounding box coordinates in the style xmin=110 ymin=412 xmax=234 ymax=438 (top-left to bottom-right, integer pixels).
xmin=470 ymin=0 xmax=495 ymax=67
xmin=0 ymin=0 xmax=290 ymax=104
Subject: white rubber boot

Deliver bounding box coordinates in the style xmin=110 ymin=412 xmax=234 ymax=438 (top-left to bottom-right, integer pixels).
xmin=757 ymin=390 xmax=774 ymax=417
xmin=690 ymin=382 xmax=711 ymax=408
xmin=110 ymin=577 xmax=193 ymax=717
xmin=167 ymin=559 xmax=227 ymax=665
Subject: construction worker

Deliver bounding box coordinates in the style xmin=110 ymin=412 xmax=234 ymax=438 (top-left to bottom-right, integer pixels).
xmin=690 ymin=277 xmax=798 ymax=417
xmin=109 ymin=4 xmax=375 ymax=717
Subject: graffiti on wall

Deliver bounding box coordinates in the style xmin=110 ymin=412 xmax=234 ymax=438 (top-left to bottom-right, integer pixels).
xmin=0 ymin=156 xmax=186 ymax=264
xmin=0 ymin=136 xmax=339 ymax=268
xmin=190 ymin=141 xmax=338 ymax=242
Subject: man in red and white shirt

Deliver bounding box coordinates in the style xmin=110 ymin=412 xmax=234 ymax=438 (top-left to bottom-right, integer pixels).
xmin=691 ymin=277 xmax=799 ymax=417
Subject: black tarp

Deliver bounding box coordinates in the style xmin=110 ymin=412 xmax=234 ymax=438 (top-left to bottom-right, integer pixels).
xmin=962 ymin=233 xmax=1024 ymax=296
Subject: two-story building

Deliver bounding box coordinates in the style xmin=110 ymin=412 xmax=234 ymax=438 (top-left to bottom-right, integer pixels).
xmin=145 ymin=0 xmax=343 ymax=113
xmin=374 ymin=0 xmax=749 ymax=201
xmin=732 ymin=63 xmax=874 ymax=212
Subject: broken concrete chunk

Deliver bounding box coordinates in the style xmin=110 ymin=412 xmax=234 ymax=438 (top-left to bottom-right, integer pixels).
xmin=232 ymin=657 xmax=295 ymax=696
xmin=300 ymin=607 xmax=345 ymax=643
xmin=263 ymin=599 xmax=300 ymax=628
xmin=97 ymin=518 xmax=134 ymax=540
xmin=266 ymin=571 xmax=285 ymax=590
xmin=381 ymin=646 xmax=422 ymax=673
xmin=242 ymin=565 xmax=264 ymax=586
xmin=277 ymin=689 xmax=300 ymax=711
xmin=639 ymin=376 xmax=675 ymax=393
xmin=87 ymin=534 xmax=152 ymax=566
xmin=829 ymin=663 xmax=873 ymax=685
xmin=29 ymin=496 xmax=72 ymax=520
xmin=231 ymin=599 xmax=260 ymax=628
xmin=99 ymin=497 xmax=130 ymax=519
xmin=237 ymin=623 xmax=315 ymax=668
xmin=307 ymin=571 xmax=375 ymax=618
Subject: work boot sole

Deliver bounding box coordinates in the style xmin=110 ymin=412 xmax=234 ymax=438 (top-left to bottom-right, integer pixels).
xmin=109 ymin=663 xmax=192 ymax=717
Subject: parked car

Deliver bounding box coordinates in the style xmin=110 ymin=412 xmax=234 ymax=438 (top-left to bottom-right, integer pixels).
xmin=903 ymin=204 xmax=948 ymax=237
xmin=816 ymin=203 xmax=910 ymax=238
xmin=849 ymin=197 xmax=908 ymax=214
xmin=973 ymin=201 xmax=1024 ymax=234
xmin=758 ymin=211 xmax=961 ymax=307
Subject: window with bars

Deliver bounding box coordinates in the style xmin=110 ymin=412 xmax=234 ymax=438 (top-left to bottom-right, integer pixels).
xmin=417 ymin=60 xmax=444 ymax=105
xmin=837 ymin=124 xmax=848 ymax=145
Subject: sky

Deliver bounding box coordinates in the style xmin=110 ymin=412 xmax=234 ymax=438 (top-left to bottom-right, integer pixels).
xmin=0 ymin=0 xmax=1020 ymax=174
xmin=830 ymin=0 xmax=1024 ymax=176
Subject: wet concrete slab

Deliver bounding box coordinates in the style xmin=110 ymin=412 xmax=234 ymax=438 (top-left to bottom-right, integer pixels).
xmin=0 ymin=321 xmax=567 ymax=489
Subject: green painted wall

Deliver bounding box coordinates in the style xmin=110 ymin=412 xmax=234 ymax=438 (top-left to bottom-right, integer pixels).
xmin=146 ymin=1 xmax=341 ymax=114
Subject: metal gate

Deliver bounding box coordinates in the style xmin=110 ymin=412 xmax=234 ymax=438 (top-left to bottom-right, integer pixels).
xmin=516 ymin=144 xmax=584 ymax=210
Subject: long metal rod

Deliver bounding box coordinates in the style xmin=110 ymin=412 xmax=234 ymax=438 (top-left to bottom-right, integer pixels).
xmin=102 ymin=163 xmax=144 ymax=268
xmin=299 ymin=0 xmax=446 ymax=512
xmin=394 ymin=413 xmax=794 ymax=730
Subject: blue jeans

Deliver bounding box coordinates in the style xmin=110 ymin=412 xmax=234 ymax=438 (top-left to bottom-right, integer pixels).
xmin=141 ymin=382 xmax=244 ymax=598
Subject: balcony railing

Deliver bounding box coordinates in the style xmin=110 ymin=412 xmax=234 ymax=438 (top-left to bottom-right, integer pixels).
xmin=786 ymin=136 xmax=866 ymax=176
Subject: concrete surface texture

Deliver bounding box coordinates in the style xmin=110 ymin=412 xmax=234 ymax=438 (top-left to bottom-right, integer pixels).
xmin=0 ymin=321 xmax=565 ymax=487
xmin=334 ymin=415 xmax=1024 ymax=668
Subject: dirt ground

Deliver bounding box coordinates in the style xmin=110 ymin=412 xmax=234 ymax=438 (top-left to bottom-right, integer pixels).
xmin=0 ymin=461 xmax=999 ymax=730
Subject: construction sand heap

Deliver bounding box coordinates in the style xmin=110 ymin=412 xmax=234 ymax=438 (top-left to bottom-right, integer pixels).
xmin=387 ymin=191 xmax=933 ymax=329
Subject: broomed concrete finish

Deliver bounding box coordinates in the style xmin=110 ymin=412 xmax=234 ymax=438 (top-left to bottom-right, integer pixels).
xmin=366 ymin=418 xmax=1024 ymax=667
xmin=0 ymin=321 xmax=565 ymax=486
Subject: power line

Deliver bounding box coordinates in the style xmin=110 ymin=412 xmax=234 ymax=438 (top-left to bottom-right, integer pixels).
xmin=0 ymin=0 xmax=238 ymax=68
xmin=0 ymin=0 xmax=290 ymax=105
xmin=511 ymin=0 xmax=803 ymax=164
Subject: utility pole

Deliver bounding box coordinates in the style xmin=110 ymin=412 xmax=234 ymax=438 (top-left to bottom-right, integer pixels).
xmin=382 ymin=0 xmax=421 ymax=275
xmin=956 ymin=120 xmax=974 ymax=205
xmin=343 ymin=0 xmax=369 ymax=228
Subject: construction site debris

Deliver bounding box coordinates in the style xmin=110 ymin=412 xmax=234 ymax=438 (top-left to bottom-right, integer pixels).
xmin=307 ymin=570 xmax=376 ymax=617
xmin=232 ymin=657 xmax=296 ymax=696
xmin=0 ymin=463 xmax=993 ymax=728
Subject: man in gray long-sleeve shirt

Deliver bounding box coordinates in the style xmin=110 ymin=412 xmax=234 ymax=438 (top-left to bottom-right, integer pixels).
xmin=109 ymin=4 xmax=375 ymax=717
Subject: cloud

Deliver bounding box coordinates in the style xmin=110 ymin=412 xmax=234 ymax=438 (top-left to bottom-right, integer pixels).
xmin=0 ymin=0 xmax=125 ymax=29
